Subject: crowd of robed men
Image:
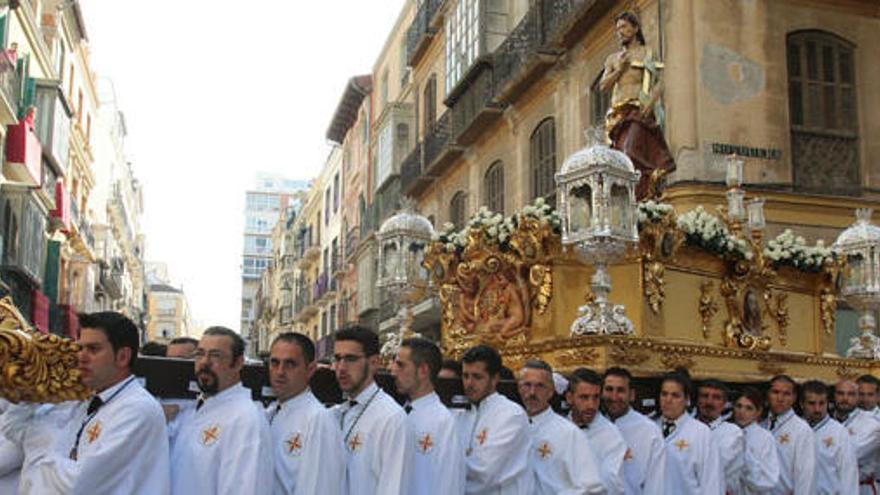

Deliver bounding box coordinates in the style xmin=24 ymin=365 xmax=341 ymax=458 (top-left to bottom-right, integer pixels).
xmin=0 ymin=312 xmax=879 ymax=494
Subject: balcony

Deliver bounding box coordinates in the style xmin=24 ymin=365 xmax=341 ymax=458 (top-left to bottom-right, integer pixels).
xmin=0 ymin=184 xmax=47 ymax=286
xmin=449 ymin=63 xmax=505 ymax=147
xmin=295 ymin=231 xmax=320 ymax=269
xmin=541 ymin=0 xmax=612 ymax=52
xmin=332 ymin=252 xmax=347 ymax=279
xmin=492 ymin=5 xmax=558 ymax=105
xmin=423 ymin=110 xmax=463 ymax=178
xmin=401 ymin=143 xmax=434 ymax=197
xmin=34 ymin=80 xmax=72 ymax=176
xmin=0 ymin=51 xmax=19 ymax=126
xmin=344 ymin=227 xmax=360 ymax=261
xmin=69 ymin=200 xmax=95 ymax=257
xmin=100 ymin=258 xmax=125 ymax=300
xmin=406 ymin=0 xmax=444 ymax=66
xmin=294 ymin=285 xmax=318 ymax=323
xmin=359 ymin=201 xmax=379 ymax=240
xmin=4 ymin=119 xmax=42 ymax=186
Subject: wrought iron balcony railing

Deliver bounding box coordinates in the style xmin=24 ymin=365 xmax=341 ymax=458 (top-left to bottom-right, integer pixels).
xmin=405 ymin=0 xmax=443 ymax=66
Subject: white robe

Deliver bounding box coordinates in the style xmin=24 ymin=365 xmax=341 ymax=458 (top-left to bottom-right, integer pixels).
xmin=838 ymin=408 xmax=880 ymax=494
xmin=530 ymin=408 xmax=603 ymax=495
xmin=574 ymin=411 xmax=626 ymax=495
xmin=706 ymin=417 xmax=744 ymax=493
xmin=812 ymin=416 xmax=859 ymax=495
xmin=761 ymin=409 xmax=816 ymax=495
xmin=609 ymin=408 xmax=666 ymax=495
xmin=266 ymin=388 xmax=343 ymax=495
xmin=657 ymin=413 xmax=723 ymax=495
xmin=728 ymin=422 xmax=780 ymax=495
xmin=404 ymin=392 xmax=465 ymax=495
xmin=0 ymin=376 xmax=170 ymax=495
xmin=333 ymin=381 xmax=413 ymax=495
xmin=0 ymin=434 xmax=22 ymax=494
xmin=456 ymin=392 xmax=533 ymax=494
xmin=170 ymin=382 xmax=272 ymax=495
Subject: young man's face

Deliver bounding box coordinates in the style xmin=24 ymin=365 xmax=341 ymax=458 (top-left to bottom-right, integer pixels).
xmin=269 ymin=340 xmax=314 ymax=402
xmin=858 ymin=382 xmax=879 ymax=410
xmin=77 ymin=328 xmax=129 ymax=392
xmin=390 ymin=347 xmax=423 ymax=398
xmin=733 ymin=397 xmax=761 ymax=428
xmin=697 ymin=386 xmax=726 ymax=422
xmin=462 ymin=361 xmax=498 ymax=404
xmin=802 ymin=392 xmax=828 ymax=425
xmin=767 ymin=380 xmax=796 ymax=416
xmin=659 ymin=380 xmax=687 ymax=420
xmin=333 ymin=340 xmax=374 ymax=396
xmin=834 ymin=380 xmax=858 ymax=415
xmin=517 ymin=368 xmax=553 ymax=417
xmin=602 ymin=374 xmax=633 ymax=418
xmin=567 ymin=381 xmax=601 ymax=427
xmin=194 ymin=335 xmax=242 ymax=396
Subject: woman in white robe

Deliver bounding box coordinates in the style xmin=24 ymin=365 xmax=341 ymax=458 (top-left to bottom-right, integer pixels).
xmin=730 ymin=387 xmax=780 ymax=494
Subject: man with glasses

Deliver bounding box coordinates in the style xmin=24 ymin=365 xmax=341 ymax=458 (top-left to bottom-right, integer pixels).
xmin=333 ymin=326 xmax=412 ymax=495
xmin=266 ymin=332 xmax=342 ymax=495
xmin=169 ymin=326 xmax=272 ymax=494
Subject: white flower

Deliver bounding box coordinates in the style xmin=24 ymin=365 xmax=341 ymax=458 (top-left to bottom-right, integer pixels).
xmin=487 ymin=227 xmax=498 ymax=237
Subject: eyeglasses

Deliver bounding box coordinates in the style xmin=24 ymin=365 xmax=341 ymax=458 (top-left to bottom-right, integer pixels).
xmin=332 ymin=354 xmax=366 ymax=365
xmin=193 ymin=350 xmax=229 ymax=362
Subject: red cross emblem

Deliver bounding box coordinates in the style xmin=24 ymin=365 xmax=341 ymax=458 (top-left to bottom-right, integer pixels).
xmin=286 ymin=433 xmax=303 ymax=455
xmin=86 ymin=422 xmax=102 ymax=444
xmin=476 ymin=428 xmax=488 ymax=446
xmin=201 ymin=424 xmax=220 ymax=446
xmin=418 ymin=433 xmax=434 ymax=454
xmin=823 ymin=436 xmax=834 ymax=448
xmin=675 ymin=439 xmax=689 ymax=451
xmin=624 ymin=448 xmax=634 ymax=461
xmin=537 ymin=442 xmax=552 ymax=459
xmin=778 ymin=433 xmax=790 ymax=445
xmin=348 ymin=433 xmax=363 ymax=452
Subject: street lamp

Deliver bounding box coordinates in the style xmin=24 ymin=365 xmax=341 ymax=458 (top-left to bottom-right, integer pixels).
xmin=555 ymin=137 xmax=640 ymax=335
xmin=834 ymin=208 xmax=880 ymax=359
xmin=376 ymin=198 xmax=434 ymax=356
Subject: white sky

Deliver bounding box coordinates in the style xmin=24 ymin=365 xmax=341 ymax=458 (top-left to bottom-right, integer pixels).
xmin=81 ymin=1 xmax=406 ymax=331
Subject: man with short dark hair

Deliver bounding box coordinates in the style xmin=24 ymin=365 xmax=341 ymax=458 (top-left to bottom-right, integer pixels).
xmin=832 ymin=379 xmax=880 ymax=495
xmin=696 ymin=380 xmax=744 ymax=493
xmin=333 ymin=326 xmax=412 ymax=495
xmin=458 ymin=344 xmax=532 ymax=494
xmin=170 ymin=326 xmax=272 ymax=494
xmin=566 ymin=368 xmax=626 ymax=494
xmin=140 ymin=341 xmax=168 ymax=356
xmin=801 ymin=380 xmax=858 ymax=494
xmin=0 ymin=311 xmax=171 ymax=494
xmin=438 ymin=358 xmax=462 ymax=380
xmin=390 ymin=337 xmax=464 ymax=495
xmin=856 ymin=374 xmax=880 ymax=417
xmin=761 ymin=374 xmax=816 ymax=495
xmin=166 ymin=337 xmax=198 ymax=359
xmin=267 ymin=332 xmax=342 ymax=495
xmin=519 ymin=361 xmax=603 ymax=494
xmin=601 ymin=366 xmax=666 ymax=495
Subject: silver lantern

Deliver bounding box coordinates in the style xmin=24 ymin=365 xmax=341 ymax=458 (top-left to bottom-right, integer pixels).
xmin=834 ymin=208 xmax=880 ymax=359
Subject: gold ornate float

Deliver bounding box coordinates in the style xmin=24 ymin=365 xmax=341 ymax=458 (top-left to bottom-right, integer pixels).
xmin=0 ymin=296 xmax=89 ymax=403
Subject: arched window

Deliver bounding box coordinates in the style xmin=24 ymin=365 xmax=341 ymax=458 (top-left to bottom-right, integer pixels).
xmin=787 ymin=31 xmax=859 ymax=195
xmin=591 ymin=72 xmax=611 ymax=127
xmin=530 ymin=117 xmax=556 ymax=200
xmin=484 ymin=161 xmax=504 ymax=214
xmin=449 ymin=191 xmax=467 ymax=229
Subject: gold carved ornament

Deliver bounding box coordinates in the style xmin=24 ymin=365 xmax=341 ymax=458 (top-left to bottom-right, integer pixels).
xmin=718 ymin=257 xmax=775 ymax=351
xmin=424 ymin=217 xmax=560 ymax=359
xmin=638 ymin=208 xmax=683 ymax=314
xmin=0 ymin=297 xmax=90 ymax=403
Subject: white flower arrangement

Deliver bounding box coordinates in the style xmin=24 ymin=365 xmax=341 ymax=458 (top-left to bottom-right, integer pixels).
xmin=676 ymin=206 xmax=753 ymax=260
xmin=764 ymin=229 xmax=835 ymax=273
xmin=638 ymin=200 xmax=675 ymax=224
xmin=432 ymin=198 xmax=561 ymax=254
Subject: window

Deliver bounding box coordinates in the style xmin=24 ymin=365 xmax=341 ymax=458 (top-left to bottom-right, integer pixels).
xmin=446 ymin=0 xmax=480 ymax=92
xmin=246 ymin=193 xmax=280 ymax=212
xmin=395 ymin=123 xmax=409 ymax=165
xmin=399 ymin=42 xmax=410 ymax=88
xmin=530 ymin=118 xmax=556 ymax=200
xmin=450 ymin=191 xmax=467 ymax=229
xmin=375 ymin=122 xmax=394 ymax=189
xmin=243 ymin=237 xmax=272 ymax=256
xmin=381 ymin=69 xmax=389 ymax=108
xmin=591 ymin=72 xmax=611 ymax=127
xmin=787 ymin=31 xmax=859 ymax=195
xmin=324 ymin=188 xmax=331 ymax=225
xmin=423 ymin=75 xmax=437 ymax=134
xmin=484 ymin=161 xmax=504 ymax=213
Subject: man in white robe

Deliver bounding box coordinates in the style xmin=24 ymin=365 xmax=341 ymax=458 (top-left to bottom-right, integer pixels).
xmin=266 ymin=332 xmax=342 ymax=495
xmin=760 ymin=374 xmax=816 ymax=495
xmin=333 ymin=326 xmax=413 ymax=495
xmin=802 ymin=380 xmax=859 ymax=494
xmin=170 ymin=326 xmax=272 ymax=494
xmin=836 ymin=379 xmax=880 ymax=494
xmin=0 ymin=312 xmax=170 ymax=495
xmin=657 ymin=372 xmax=722 ymax=495
xmin=566 ymin=367 xmax=626 ymax=494
xmin=601 ymin=367 xmax=666 ymax=495
xmin=457 ymin=344 xmax=533 ymax=494
xmin=857 ymin=375 xmax=880 ymax=419
xmin=729 ymin=387 xmax=780 ymax=494
xmin=390 ymin=337 xmax=464 ymax=495
xmin=696 ymin=380 xmax=744 ymax=493
xmin=518 ymin=361 xmax=603 ymax=495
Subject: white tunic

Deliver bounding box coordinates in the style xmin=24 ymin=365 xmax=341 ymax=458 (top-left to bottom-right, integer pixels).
xmin=170 ymin=382 xmax=272 ymax=495
xmin=610 ymin=408 xmax=666 ymax=495
xmin=761 ymin=408 xmax=816 ymax=495
xmin=573 ymin=411 xmax=627 ymax=495
xmin=1 ymin=376 xmax=170 ymax=495
xmin=333 ymin=381 xmax=413 ymax=495
xmin=729 ymin=422 xmax=781 ymax=495
xmin=266 ymin=389 xmax=343 ymax=495
xmin=657 ymin=413 xmax=723 ymax=495
xmin=706 ymin=417 xmax=744 ymax=493
xmin=531 ymin=408 xmax=603 ymax=495
xmin=838 ymin=408 xmax=880 ymax=492
xmin=812 ymin=415 xmax=859 ymax=495
xmin=404 ymin=392 xmax=465 ymax=495
xmin=0 ymin=434 xmax=22 ymax=494
xmin=456 ymin=392 xmax=533 ymax=494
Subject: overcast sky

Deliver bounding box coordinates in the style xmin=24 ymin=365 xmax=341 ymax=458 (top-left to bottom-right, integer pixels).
xmin=81 ymin=1 xmax=406 ymax=331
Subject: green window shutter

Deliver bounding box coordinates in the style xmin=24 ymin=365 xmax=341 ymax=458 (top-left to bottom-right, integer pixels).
xmin=15 ymin=54 xmax=34 ymax=118
xmin=0 ymin=14 xmax=7 ymax=49
xmin=43 ymin=240 xmax=60 ymax=302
